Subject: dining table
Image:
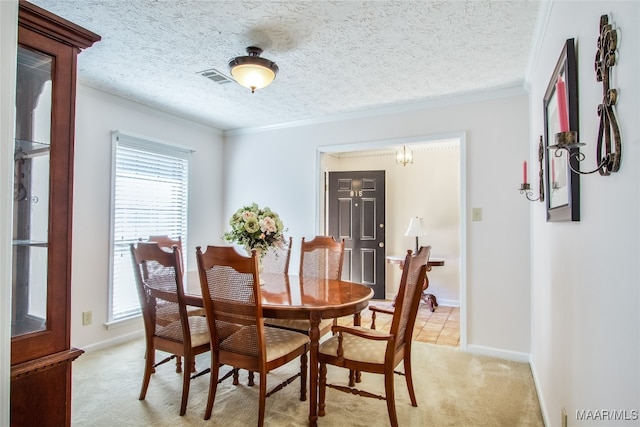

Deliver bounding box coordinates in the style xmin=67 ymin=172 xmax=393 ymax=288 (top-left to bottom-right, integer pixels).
xmin=184 ymin=271 xmax=374 ymax=427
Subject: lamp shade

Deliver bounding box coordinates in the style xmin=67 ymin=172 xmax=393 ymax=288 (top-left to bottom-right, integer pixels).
xmin=404 ymin=216 xmax=426 ymax=237
xmin=228 ymin=46 xmax=278 ymax=93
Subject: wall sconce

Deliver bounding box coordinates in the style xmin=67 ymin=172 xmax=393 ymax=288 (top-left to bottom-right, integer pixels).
xmin=396 ymin=146 xmax=413 ymax=166
xmin=404 ymin=216 xmax=426 ymax=253
xmin=548 ymin=15 xmax=622 ymax=176
xmin=520 ymin=137 xmax=545 ymax=202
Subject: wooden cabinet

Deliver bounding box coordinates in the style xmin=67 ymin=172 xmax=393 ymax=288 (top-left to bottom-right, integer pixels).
xmin=10 ymin=2 xmax=100 ymax=425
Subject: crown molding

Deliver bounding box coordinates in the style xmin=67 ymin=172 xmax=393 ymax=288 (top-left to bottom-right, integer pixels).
xmin=224 ymin=84 xmax=527 ymax=137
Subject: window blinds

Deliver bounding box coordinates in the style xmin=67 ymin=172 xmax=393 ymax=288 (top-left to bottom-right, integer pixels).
xmin=109 ymin=132 xmax=189 ymax=322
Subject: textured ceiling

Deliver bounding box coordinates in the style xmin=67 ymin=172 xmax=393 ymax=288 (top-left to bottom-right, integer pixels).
xmin=28 ymin=0 xmax=540 ymax=132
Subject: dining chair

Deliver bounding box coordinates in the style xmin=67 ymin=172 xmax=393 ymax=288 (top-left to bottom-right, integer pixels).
xmin=369 ymin=245 xmax=432 ymax=330
xmin=130 ymin=242 xmax=210 ymax=416
xmin=146 ymin=235 xmax=205 ymax=373
xmin=317 ymin=246 xmax=431 ymax=427
xmin=299 ymin=235 xmax=344 ymax=280
xmin=261 ymin=236 xmax=292 ymax=274
xmin=196 ymin=245 xmax=310 ymax=425
xmin=264 ymin=235 xmax=344 ymax=336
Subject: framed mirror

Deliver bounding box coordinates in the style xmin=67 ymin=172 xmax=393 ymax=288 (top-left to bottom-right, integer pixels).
xmin=543 ymin=38 xmax=580 ymax=222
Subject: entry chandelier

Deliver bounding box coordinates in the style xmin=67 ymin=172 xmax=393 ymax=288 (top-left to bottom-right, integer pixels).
xmin=228 ymin=46 xmax=279 ymax=93
xmin=396 ymin=145 xmax=413 ymax=166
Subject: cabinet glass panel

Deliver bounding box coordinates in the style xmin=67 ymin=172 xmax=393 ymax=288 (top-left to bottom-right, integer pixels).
xmin=12 ymin=46 xmax=52 ymax=336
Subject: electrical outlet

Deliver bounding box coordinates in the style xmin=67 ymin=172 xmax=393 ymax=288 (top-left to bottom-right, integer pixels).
xmin=472 ymin=207 xmax=482 ymax=221
xmin=82 ymin=311 xmax=92 ymax=326
xmin=562 ymin=407 xmax=567 ymax=427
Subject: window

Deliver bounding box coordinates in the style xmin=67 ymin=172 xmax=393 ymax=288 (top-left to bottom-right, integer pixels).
xmin=109 ymin=131 xmax=190 ymax=322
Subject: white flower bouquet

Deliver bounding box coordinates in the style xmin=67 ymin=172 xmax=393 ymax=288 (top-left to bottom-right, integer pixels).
xmin=223 ymin=203 xmax=286 ymax=256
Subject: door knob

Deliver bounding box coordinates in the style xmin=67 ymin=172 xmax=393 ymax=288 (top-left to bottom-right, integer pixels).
xmin=379 ymin=242 xmax=384 ymax=247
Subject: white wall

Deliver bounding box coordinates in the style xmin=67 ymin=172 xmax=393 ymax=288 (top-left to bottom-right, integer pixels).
xmin=70 ymin=85 xmax=224 ymax=350
xmin=224 ymin=91 xmax=532 ymax=358
xmin=322 ymin=142 xmax=461 ymax=303
xmin=0 ymin=1 xmax=18 ymax=423
xmin=528 ymin=2 xmax=639 ymax=426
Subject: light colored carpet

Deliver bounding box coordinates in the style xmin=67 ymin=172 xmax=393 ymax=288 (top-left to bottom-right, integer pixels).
xmin=72 ymin=339 xmax=543 ymax=426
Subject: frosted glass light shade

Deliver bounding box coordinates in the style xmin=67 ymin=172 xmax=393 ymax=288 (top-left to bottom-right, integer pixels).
xmin=228 ymin=46 xmax=278 ymax=93
xmin=230 ymin=64 xmax=276 ymax=92
xmin=396 ymin=146 xmax=413 ymax=165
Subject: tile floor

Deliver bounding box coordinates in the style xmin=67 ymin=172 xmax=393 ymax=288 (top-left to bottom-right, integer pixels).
xmin=337 ymin=301 xmax=460 ymax=347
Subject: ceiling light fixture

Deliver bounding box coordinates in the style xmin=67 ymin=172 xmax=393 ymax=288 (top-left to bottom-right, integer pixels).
xmin=396 ymin=145 xmax=413 ymax=166
xmin=228 ymin=46 xmax=278 ymax=93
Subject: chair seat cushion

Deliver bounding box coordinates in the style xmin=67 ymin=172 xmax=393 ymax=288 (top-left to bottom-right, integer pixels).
xmin=319 ymin=326 xmax=389 ymax=364
xmin=264 ymin=318 xmax=333 ymax=334
xmin=156 ymin=316 xmax=210 ymax=347
xmin=156 ymin=303 xmax=205 ymax=326
xmin=220 ymin=326 xmax=309 ymax=361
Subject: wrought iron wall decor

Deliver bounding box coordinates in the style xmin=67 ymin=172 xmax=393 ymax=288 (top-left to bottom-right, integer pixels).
xmin=547 ymin=14 xmax=622 ymax=176
xmin=543 ymin=38 xmax=580 ymax=222
xmin=519 ymin=136 xmax=545 ymax=202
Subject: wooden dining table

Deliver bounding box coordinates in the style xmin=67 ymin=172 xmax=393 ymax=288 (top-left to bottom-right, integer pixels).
xmin=184 ymin=271 xmax=374 ymax=427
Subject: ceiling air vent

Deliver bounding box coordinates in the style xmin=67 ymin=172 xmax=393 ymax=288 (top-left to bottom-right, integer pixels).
xmin=197 ymin=68 xmax=232 ymax=84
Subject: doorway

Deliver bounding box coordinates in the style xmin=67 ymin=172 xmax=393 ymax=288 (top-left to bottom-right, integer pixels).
xmin=316 ymin=133 xmax=467 ymax=350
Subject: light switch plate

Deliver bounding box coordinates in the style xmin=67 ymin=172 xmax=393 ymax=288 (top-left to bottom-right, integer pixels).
xmin=82 ymin=311 xmax=92 ymax=326
xmin=472 ymin=208 xmax=482 ymax=221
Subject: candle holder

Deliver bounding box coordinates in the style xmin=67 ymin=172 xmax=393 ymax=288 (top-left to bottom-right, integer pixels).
xmin=548 ymin=129 xmax=618 ymax=176
xmin=546 ymin=15 xmax=622 ymax=177
xmin=519 ymin=136 xmax=544 ymax=202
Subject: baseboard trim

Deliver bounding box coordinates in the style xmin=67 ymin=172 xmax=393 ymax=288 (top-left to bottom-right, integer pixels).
xmin=75 ymin=329 xmax=144 ymax=354
xmin=466 ymin=344 xmax=530 ymax=363
xmin=528 ymin=358 xmax=550 ymax=427
xmin=435 ymin=299 xmax=459 ymax=307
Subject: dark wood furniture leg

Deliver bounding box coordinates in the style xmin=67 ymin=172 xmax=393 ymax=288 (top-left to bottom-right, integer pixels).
xmin=421 ymin=292 xmax=438 ymax=312
xmin=308 ymin=312 xmax=321 ymax=427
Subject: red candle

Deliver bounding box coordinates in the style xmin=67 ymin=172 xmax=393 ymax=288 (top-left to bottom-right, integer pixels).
xmin=556 ymin=76 xmax=569 ymax=132
xmin=523 ymin=160 xmax=528 ymax=184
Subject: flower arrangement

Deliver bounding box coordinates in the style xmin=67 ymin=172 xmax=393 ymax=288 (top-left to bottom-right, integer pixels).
xmin=223 ymin=203 xmax=286 ymax=256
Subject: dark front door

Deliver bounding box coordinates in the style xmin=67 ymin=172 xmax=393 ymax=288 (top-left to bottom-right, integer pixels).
xmin=327 ymin=171 xmax=385 ymax=298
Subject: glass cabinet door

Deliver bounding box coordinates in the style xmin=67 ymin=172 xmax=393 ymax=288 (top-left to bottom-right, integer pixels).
xmin=12 ymin=46 xmax=52 ymax=337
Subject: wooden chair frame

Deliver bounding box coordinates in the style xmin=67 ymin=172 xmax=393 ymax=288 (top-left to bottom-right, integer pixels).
xmin=261 ymin=236 xmax=293 ymax=275
xmin=369 ymin=245 xmax=433 ymax=330
xmin=317 ymin=246 xmax=431 ymax=427
xmin=299 ymin=235 xmax=345 ymax=280
xmin=130 ymin=242 xmax=210 ymax=416
xmin=196 ymin=245 xmax=310 ymax=426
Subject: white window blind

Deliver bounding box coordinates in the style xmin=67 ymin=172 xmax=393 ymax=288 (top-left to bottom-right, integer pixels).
xmin=109 ymin=132 xmax=190 ymax=322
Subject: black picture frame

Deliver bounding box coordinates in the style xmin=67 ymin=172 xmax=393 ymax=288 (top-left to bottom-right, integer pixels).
xmin=543 ymin=38 xmax=580 ymax=222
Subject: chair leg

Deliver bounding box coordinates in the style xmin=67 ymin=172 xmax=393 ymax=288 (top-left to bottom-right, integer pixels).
xmin=371 ymin=311 xmax=377 ymax=330
xmin=233 ymin=368 xmax=239 ymax=385
xmin=248 ymin=370 xmax=255 ymax=386
xmin=175 ymin=356 xmax=182 ymax=373
xmin=300 ymin=350 xmax=308 ymax=401
xmin=139 ymin=347 xmax=154 ymax=400
xmin=318 ymin=362 xmax=327 ymax=417
xmin=385 ymin=370 xmax=398 ymax=427
xmin=348 ymin=369 xmax=356 ymax=387
xmin=403 ymin=352 xmax=417 ymax=406
xmin=180 ymin=354 xmax=192 ymax=416
xmin=258 ymin=372 xmax=267 ymax=427
xmin=204 ymin=359 xmax=220 ymax=420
